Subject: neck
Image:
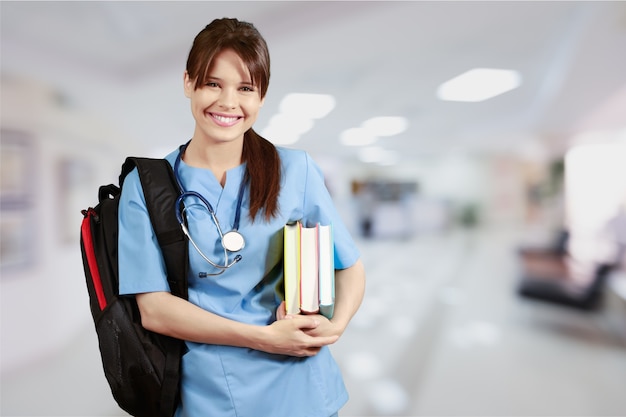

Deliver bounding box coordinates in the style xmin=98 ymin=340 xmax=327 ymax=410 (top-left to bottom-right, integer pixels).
xmin=183 ymin=138 xmax=243 ymax=186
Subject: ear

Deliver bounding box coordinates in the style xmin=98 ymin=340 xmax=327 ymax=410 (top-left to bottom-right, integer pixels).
xmin=183 ymin=71 xmax=193 ymax=98
xmin=259 ymin=96 xmax=266 ymax=107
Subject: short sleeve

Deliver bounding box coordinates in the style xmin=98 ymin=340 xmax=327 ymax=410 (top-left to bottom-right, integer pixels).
xmin=118 ymin=168 xmax=170 ymax=295
xmin=300 ymin=152 xmax=360 ymax=270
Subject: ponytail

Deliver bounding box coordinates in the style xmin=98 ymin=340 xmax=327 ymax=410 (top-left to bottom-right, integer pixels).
xmin=242 ymin=129 xmax=281 ymax=221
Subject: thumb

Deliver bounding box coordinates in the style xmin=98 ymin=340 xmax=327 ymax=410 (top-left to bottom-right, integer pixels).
xmin=293 ymin=315 xmax=320 ymax=331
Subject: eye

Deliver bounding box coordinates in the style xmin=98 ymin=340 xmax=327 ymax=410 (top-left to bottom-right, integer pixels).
xmin=205 ymin=81 xmax=219 ymax=88
xmin=240 ymin=85 xmax=255 ymax=93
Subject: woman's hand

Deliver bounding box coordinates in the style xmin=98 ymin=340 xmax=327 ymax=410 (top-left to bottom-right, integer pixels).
xmin=275 ymin=301 xmax=342 ymax=339
xmin=301 ymin=314 xmax=343 ymax=339
xmin=257 ymin=309 xmax=339 ymax=357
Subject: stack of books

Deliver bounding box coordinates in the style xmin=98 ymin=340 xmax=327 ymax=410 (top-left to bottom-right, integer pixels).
xmin=283 ymin=222 xmax=335 ymax=318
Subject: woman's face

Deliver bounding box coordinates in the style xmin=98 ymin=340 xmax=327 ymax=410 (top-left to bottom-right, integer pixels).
xmin=184 ymin=49 xmax=265 ymax=145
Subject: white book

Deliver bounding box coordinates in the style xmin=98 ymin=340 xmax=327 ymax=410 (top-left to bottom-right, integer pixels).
xmin=299 ymin=223 xmax=319 ymax=314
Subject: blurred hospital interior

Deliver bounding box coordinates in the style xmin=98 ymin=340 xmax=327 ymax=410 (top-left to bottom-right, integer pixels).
xmin=1 ymin=1 xmax=626 ymax=416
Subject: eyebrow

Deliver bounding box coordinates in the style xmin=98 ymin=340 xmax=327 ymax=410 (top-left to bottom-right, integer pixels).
xmin=204 ymin=75 xmax=255 ymax=86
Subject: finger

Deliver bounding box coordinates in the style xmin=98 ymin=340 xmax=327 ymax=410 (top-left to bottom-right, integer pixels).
xmin=304 ymin=346 xmax=322 ymax=356
xmin=276 ymin=301 xmax=287 ymax=320
xmin=289 ymin=334 xmax=337 ymax=357
xmin=291 ymin=316 xmax=320 ymax=330
xmin=293 ymin=346 xmax=322 ymax=357
xmin=305 ymin=334 xmax=339 ymax=348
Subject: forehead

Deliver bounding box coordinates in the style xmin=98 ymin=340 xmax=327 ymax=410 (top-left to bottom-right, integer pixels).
xmin=208 ymin=49 xmax=252 ymax=81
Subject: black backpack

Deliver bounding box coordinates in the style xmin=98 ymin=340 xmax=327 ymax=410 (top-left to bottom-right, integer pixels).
xmin=80 ymin=157 xmax=188 ymax=417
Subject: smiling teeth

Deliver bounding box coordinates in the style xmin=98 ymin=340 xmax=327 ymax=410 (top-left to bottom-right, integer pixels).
xmin=213 ymin=114 xmax=239 ymax=123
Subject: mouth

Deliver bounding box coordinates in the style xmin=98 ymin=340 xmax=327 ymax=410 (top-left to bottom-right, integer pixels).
xmin=209 ymin=112 xmax=243 ymax=127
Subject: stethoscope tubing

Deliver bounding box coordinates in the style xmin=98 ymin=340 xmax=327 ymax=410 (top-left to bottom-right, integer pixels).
xmin=173 ymin=142 xmax=245 ymax=276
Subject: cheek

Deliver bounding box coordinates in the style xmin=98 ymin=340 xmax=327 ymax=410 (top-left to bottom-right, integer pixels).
xmin=243 ymin=99 xmax=263 ymax=117
xmin=190 ymin=95 xmax=211 ymax=115
xmin=190 ymin=100 xmax=203 ymax=117
xmin=191 ymin=90 xmax=215 ymax=105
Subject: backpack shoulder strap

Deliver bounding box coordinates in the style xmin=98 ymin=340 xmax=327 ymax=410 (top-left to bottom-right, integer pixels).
xmin=121 ymin=157 xmax=188 ymax=300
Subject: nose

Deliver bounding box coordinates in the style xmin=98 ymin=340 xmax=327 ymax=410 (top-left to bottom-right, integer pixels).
xmin=218 ymin=87 xmax=237 ymax=109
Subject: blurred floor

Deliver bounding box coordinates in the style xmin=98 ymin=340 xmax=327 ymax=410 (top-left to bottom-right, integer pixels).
xmin=2 ymin=226 xmax=626 ymax=416
xmin=335 ymin=226 xmax=626 ymax=416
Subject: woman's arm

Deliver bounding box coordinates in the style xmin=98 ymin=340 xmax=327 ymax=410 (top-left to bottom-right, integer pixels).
xmin=330 ymin=259 xmax=366 ymax=335
xmin=136 ymin=292 xmax=338 ymax=357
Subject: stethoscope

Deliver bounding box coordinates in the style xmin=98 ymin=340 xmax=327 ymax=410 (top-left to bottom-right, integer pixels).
xmin=174 ymin=142 xmax=245 ymax=277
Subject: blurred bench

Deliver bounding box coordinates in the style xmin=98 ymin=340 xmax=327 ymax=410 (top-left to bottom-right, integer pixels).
xmin=516 ymin=231 xmax=614 ymax=310
xmin=517 ymin=258 xmax=613 ymax=311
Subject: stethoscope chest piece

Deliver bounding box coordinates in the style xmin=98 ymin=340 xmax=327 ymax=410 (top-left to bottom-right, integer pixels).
xmin=222 ymin=230 xmax=245 ymax=252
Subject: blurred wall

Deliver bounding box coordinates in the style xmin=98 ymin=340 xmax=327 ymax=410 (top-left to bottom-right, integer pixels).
xmin=0 ymin=75 xmax=135 ymax=373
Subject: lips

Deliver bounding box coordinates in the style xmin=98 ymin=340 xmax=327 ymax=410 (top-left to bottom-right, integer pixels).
xmin=209 ymin=112 xmax=242 ymax=127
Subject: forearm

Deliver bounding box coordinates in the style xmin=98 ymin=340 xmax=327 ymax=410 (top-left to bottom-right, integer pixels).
xmin=330 ymin=259 xmax=366 ymax=334
xmin=136 ymin=291 xmax=264 ymax=349
xmin=137 ymin=291 xmax=338 ymax=357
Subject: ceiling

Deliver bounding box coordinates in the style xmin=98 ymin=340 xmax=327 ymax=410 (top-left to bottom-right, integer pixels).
xmin=2 ymin=1 xmax=626 ymax=165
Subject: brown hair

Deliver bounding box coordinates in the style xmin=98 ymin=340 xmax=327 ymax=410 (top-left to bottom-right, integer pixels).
xmin=186 ymin=18 xmax=280 ymax=221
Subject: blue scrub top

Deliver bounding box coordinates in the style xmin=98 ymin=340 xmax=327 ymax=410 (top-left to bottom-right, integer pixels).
xmin=118 ymin=146 xmax=360 ymax=417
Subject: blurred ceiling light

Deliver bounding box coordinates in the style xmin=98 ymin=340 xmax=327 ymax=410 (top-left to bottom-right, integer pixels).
xmin=437 ymin=68 xmax=521 ymax=102
xmin=267 ymin=113 xmax=314 ymax=136
xmin=263 ymin=93 xmax=336 ymax=145
xmin=340 ymin=127 xmax=378 ymax=146
xmin=358 ymin=146 xmax=398 ymax=165
xmin=362 ymin=116 xmax=408 ymax=136
xmin=279 ymin=93 xmax=336 ymax=119
xmin=341 ymin=115 xmax=408 ymax=148
xmin=377 ymin=152 xmax=399 ymax=166
xmin=358 ymin=146 xmax=384 ymax=163
xmin=261 ymin=124 xmax=301 ymax=145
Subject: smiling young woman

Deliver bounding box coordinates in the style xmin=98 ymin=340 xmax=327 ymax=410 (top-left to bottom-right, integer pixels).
xmin=117 ymin=18 xmax=365 ymax=417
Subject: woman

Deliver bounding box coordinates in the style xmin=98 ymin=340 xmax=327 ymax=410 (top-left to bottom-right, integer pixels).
xmin=118 ymin=18 xmax=365 ymax=417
